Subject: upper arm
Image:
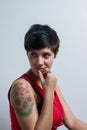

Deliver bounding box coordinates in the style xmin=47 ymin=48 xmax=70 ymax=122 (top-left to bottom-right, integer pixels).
xmin=10 ymin=79 xmax=39 ymax=130
xmin=56 ymin=86 xmax=76 ymax=129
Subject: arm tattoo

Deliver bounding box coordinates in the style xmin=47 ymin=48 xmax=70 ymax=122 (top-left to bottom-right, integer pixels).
xmin=11 ymin=82 xmax=34 ymax=116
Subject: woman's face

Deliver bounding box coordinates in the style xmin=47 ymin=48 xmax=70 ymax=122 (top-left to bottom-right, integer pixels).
xmin=27 ymin=47 xmax=55 ymax=76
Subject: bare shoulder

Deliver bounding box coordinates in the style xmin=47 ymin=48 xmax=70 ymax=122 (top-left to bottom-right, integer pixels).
xmin=10 ymin=78 xmax=35 ymax=116
xmin=10 ymin=78 xmax=39 ymax=129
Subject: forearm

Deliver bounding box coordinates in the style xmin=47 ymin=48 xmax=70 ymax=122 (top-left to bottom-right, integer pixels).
xmin=70 ymin=118 xmax=87 ymax=130
xmin=35 ymin=92 xmax=54 ymax=130
xmin=56 ymin=86 xmax=87 ymax=130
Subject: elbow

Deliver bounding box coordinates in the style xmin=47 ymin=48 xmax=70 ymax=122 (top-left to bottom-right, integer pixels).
xmin=64 ymin=116 xmax=77 ymax=129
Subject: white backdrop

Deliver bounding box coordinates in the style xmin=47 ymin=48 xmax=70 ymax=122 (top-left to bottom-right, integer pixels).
xmin=0 ymin=0 xmax=87 ymax=130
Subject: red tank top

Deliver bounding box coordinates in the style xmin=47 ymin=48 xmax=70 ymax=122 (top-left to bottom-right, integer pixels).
xmin=8 ymin=74 xmax=65 ymax=130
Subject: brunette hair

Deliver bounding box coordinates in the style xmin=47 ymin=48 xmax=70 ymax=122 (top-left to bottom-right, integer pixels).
xmin=24 ymin=24 xmax=60 ymax=55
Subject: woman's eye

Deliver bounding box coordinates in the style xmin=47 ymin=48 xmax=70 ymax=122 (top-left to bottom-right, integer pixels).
xmin=30 ymin=52 xmax=37 ymax=57
xmin=43 ymin=53 xmax=51 ymax=58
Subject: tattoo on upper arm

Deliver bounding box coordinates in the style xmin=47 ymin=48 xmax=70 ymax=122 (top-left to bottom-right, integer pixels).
xmin=11 ymin=82 xmax=34 ymax=116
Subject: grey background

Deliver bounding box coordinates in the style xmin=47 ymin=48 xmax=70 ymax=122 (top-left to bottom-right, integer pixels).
xmin=0 ymin=0 xmax=87 ymax=130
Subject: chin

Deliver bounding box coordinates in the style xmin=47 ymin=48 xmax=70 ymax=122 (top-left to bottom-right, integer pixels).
xmin=31 ymin=69 xmax=39 ymax=76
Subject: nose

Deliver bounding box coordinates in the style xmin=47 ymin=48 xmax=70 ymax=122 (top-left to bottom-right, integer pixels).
xmin=36 ymin=56 xmax=44 ymax=66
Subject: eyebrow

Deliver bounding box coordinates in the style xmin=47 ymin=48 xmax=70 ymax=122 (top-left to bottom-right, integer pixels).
xmin=28 ymin=50 xmax=34 ymax=52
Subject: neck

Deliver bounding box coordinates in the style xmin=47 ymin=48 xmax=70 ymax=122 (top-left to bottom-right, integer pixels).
xmin=26 ymin=69 xmax=42 ymax=87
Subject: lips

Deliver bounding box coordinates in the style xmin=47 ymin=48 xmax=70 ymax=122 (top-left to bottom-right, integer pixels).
xmin=35 ymin=68 xmax=46 ymax=72
xmin=35 ymin=68 xmax=48 ymax=78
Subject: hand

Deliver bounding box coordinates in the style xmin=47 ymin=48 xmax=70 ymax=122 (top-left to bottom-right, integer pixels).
xmin=38 ymin=69 xmax=57 ymax=93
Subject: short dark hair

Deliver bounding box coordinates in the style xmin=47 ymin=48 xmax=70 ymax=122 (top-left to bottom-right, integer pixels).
xmin=24 ymin=24 xmax=60 ymax=55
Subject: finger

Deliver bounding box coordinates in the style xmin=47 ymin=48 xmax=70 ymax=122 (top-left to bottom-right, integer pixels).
xmin=46 ymin=68 xmax=51 ymax=73
xmin=38 ymin=70 xmax=45 ymax=83
xmin=42 ymin=69 xmax=51 ymax=78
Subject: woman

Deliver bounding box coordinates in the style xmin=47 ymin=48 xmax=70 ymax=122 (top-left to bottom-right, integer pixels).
xmin=8 ymin=24 xmax=87 ymax=130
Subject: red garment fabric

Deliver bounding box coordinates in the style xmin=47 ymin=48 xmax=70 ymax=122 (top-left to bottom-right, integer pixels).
xmin=8 ymin=74 xmax=65 ymax=130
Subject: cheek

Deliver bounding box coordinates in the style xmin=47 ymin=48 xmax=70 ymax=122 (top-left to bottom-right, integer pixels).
xmin=28 ymin=57 xmax=35 ymax=66
xmin=45 ymin=58 xmax=54 ymax=67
